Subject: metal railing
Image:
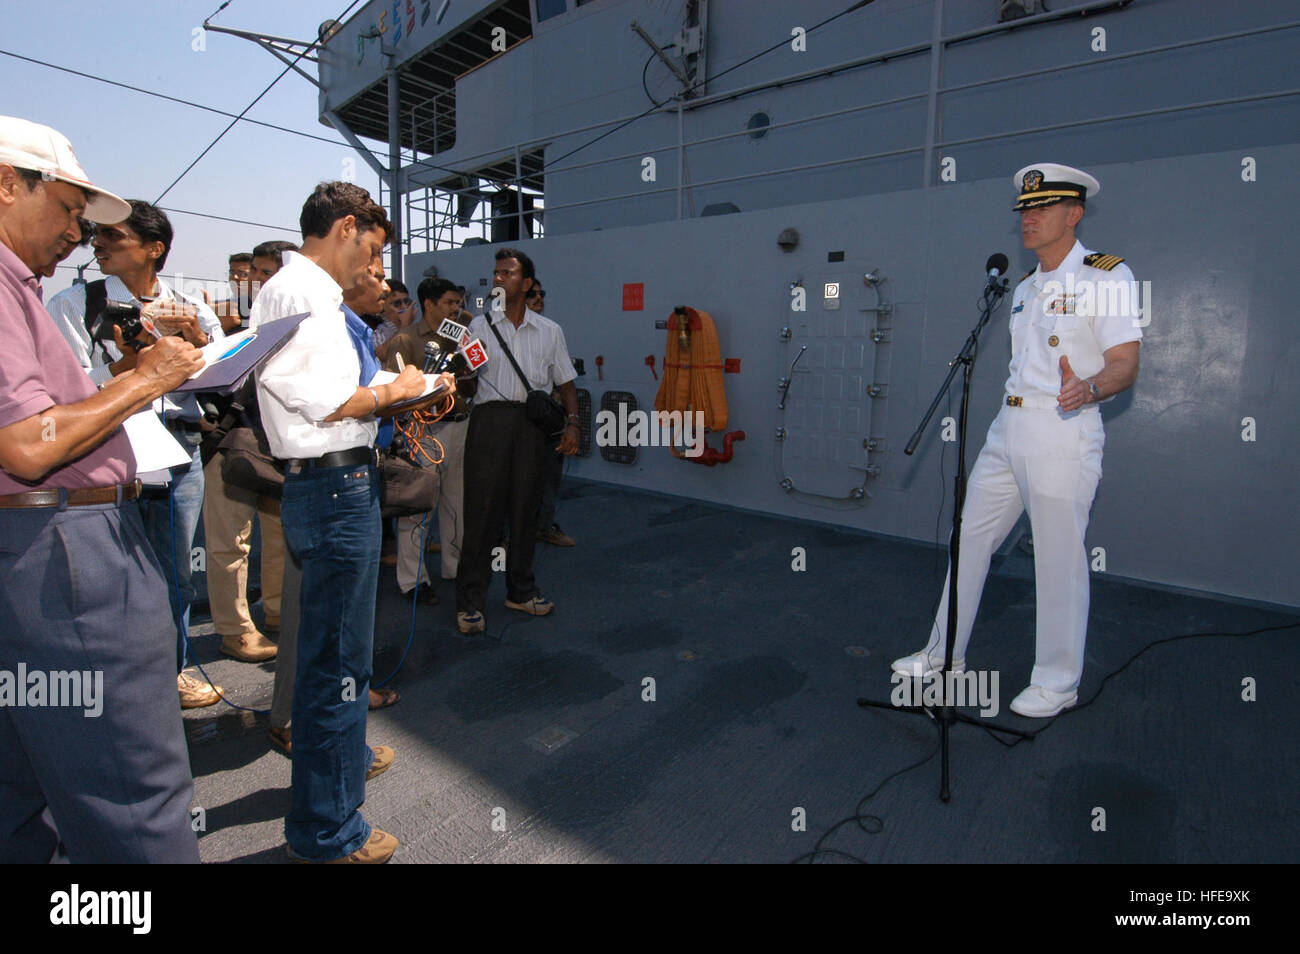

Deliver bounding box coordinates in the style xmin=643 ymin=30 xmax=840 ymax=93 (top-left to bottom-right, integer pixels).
xmin=389 ymin=5 xmax=1299 ymax=252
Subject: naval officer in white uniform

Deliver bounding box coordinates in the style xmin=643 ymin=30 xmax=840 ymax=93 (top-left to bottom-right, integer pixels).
xmin=893 ymin=163 xmax=1142 ymax=717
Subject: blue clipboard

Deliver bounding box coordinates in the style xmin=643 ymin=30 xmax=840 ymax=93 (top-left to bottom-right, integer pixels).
xmin=171 ymin=312 xmax=309 ymax=394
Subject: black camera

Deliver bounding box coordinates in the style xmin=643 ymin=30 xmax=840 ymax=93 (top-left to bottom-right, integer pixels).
xmin=88 ymin=300 xmax=147 ymax=350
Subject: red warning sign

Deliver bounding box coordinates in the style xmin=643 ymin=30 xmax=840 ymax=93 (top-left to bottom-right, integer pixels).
xmin=622 ymin=283 xmax=644 ymax=311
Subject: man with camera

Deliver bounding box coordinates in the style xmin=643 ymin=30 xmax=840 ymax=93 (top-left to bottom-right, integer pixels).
xmin=0 ymin=116 xmax=202 ymax=861
xmin=252 ymin=181 xmax=452 ymax=863
xmin=48 ymin=200 xmax=225 ymax=709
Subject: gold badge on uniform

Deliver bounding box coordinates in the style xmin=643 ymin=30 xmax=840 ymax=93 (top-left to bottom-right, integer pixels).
xmin=1023 ymin=169 xmax=1043 ymax=191
xmin=1048 ymin=335 xmax=1060 ymax=347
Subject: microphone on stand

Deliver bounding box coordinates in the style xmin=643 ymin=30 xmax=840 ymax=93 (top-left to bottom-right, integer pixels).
xmin=985 ymin=252 xmax=1010 ymax=288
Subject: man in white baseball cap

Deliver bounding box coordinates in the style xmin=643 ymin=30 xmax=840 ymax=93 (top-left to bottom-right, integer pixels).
xmin=0 ymin=115 xmax=130 ymax=225
xmin=0 ymin=116 xmax=203 ymax=861
xmin=892 ymin=162 xmax=1142 ymax=718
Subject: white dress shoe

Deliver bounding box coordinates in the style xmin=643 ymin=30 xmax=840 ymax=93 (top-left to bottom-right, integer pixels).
xmin=890 ymin=650 xmax=966 ymax=678
xmin=1009 ymin=685 xmax=1078 ymax=718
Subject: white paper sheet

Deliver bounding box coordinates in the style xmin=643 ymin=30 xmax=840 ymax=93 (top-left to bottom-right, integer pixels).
xmin=123 ymin=410 xmax=191 ymax=475
xmin=368 ymin=369 xmax=445 ymax=398
xmin=368 ymin=369 xmax=451 ymax=413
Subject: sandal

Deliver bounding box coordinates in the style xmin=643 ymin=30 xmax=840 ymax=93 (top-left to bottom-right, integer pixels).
xmin=369 ymin=687 xmax=400 ymax=710
xmin=269 ymin=725 xmax=292 ymax=755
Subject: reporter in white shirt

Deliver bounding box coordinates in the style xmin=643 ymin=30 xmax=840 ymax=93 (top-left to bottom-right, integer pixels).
xmin=249 ymin=181 xmax=448 ymax=865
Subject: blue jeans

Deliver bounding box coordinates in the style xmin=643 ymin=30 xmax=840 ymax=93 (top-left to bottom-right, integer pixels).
xmin=135 ymin=427 xmax=205 ymax=671
xmin=279 ymin=457 xmax=381 ymax=860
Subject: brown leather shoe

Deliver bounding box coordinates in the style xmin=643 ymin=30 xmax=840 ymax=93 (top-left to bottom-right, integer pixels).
xmin=220 ymin=631 xmax=278 ymax=662
xmin=537 ymin=524 xmax=575 ymax=547
xmin=178 ymin=670 xmax=222 ymax=709
xmin=365 ymin=745 xmax=396 ymax=781
xmin=287 ymin=828 xmax=398 ymax=864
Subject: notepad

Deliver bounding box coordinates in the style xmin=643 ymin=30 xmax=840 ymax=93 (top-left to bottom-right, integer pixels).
xmin=171 ymin=313 xmax=310 ymax=394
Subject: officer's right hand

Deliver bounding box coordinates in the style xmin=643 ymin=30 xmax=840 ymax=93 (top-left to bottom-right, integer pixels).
xmin=134 ymin=336 xmax=205 ymax=396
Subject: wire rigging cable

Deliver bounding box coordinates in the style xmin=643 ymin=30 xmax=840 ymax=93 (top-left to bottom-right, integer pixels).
xmin=0 ymin=46 xmax=466 ymax=184
xmin=4 ymin=1 xmax=875 ymax=230
xmin=0 ymin=49 xmax=358 ymax=153
xmin=542 ymin=0 xmax=876 ymax=173
xmin=152 ymin=0 xmax=367 ymax=204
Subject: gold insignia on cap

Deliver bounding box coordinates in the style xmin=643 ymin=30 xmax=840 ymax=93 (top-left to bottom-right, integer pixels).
xmin=1048 ymin=334 xmax=1060 ymax=347
xmin=1023 ymin=170 xmax=1043 ymax=192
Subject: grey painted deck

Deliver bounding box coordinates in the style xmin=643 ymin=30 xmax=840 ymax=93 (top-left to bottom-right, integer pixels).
xmin=184 ymin=480 xmax=1298 ymax=863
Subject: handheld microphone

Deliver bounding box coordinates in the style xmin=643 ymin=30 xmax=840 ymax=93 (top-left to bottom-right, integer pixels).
xmin=422 ymin=340 xmax=442 ymax=373
xmin=425 ymin=319 xmax=470 ymax=374
xmin=985 ymin=253 xmax=1010 ymax=287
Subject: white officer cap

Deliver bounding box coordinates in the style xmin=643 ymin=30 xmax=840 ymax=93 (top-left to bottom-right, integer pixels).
xmin=1012 ymin=163 xmax=1100 ymax=211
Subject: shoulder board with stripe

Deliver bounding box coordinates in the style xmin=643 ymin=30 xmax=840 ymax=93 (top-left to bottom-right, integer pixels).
xmin=1018 ymin=269 xmax=1035 ymax=283
xmin=1083 ymin=253 xmax=1125 ymax=271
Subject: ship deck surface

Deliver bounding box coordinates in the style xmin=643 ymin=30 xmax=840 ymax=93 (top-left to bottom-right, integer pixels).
xmin=184 ymin=481 xmax=1297 ymax=863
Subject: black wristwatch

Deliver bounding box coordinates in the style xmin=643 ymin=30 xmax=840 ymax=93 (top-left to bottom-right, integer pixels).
xmin=1086 ymin=379 xmax=1101 ymax=401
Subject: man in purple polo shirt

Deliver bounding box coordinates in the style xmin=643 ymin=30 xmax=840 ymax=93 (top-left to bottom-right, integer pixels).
xmin=0 ymin=116 xmax=204 ymax=862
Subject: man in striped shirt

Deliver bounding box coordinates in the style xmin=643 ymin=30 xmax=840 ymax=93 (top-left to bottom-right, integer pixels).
xmin=454 ymin=248 xmax=578 ymax=634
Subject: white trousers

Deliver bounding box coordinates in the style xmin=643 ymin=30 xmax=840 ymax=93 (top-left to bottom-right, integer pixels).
xmin=396 ymin=417 xmax=468 ymax=592
xmin=925 ymin=405 xmax=1104 ymax=692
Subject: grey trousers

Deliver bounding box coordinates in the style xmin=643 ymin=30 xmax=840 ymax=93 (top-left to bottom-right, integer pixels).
xmin=0 ymin=502 xmax=200 ymax=863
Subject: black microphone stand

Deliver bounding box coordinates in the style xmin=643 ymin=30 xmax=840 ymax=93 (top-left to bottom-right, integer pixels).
xmin=857 ymin=274 xmax=1032 ymax=802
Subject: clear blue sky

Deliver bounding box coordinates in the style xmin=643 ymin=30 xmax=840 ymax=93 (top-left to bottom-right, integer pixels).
xmin=2 ymin=0 xmax=386 ymax=298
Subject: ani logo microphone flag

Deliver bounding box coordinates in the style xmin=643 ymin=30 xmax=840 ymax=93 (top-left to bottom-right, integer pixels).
xmin=436 ymin=318 xmax=469 ymax=345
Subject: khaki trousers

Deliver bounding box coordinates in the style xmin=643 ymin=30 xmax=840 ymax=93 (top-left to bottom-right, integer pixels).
xmin=396 ymin=418 xmax=468 ymax=590
xmin=200 ymin=455 xmax=285 ymax=637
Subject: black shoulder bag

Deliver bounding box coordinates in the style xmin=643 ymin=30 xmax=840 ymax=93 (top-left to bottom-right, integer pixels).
xmin=82 ymin=279 xmax=109 ymax=337
xmin=212 ymin=377 xmax=284 ymax=498
xmin=486 ymin=318 xmax=567 ymax=440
